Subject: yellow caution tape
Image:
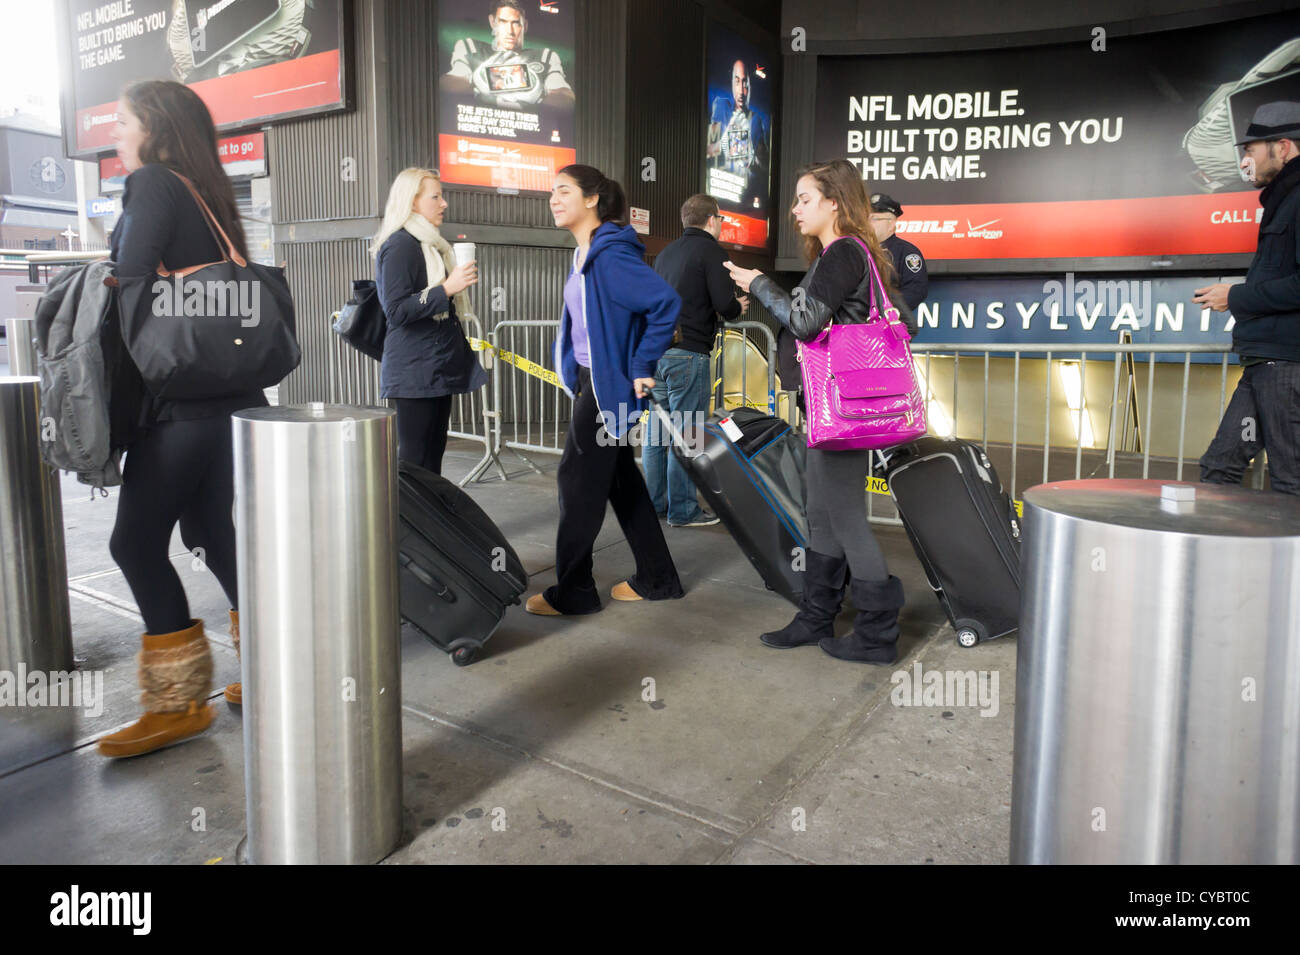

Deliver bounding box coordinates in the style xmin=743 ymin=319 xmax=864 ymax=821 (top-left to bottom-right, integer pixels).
xmin=866 ymin=474 xmax=1024 ymax=517
xmin=468 ymin=337 xmax=564 ymax=389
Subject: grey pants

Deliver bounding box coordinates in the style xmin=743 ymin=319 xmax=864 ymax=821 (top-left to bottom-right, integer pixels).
xmin=805 ymin=447 xmax=889 ymax=581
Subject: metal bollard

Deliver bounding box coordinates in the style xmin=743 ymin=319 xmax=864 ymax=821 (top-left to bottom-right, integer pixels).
xmin=234 ymin=403 xmax=402 ymax=865
xmin=3 ymin=319 xmax=38 ymax=377
xmin=1012 ymin=479 xmax=1300 ymax=864
xmin=0 ymin=376 xmax=73 ymax=674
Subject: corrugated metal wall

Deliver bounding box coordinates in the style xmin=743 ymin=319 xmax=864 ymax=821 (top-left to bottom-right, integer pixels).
xmin=283 ymin=239 xmax=377 ymax=404
xmin=776 ymin=53 xmax=816 ymax=266
xmin=271 ymin=1 xmax=381 ymax=224
xmin=384 ymin=0 xmax=440 ymax=174
xmin=625 ymin=0 xmax=704 ymax=247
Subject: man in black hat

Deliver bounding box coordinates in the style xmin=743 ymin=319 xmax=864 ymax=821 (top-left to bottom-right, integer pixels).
xmin=870 ymin=193 xmax=928 ymax=322
xmin=1196 ymin=101 xmax=1300 ymax=494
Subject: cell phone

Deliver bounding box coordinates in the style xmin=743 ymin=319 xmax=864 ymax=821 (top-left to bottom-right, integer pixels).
xmin=487 ymin=64 xmax=529 ymax=92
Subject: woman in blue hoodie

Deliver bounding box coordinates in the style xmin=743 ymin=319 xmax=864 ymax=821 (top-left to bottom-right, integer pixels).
xmin=525 ymin=165 xmax=685 ymax=616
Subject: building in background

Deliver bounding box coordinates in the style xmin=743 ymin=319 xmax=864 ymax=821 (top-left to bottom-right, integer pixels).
xmin=0 ymin=112 xmax=80 ymax=251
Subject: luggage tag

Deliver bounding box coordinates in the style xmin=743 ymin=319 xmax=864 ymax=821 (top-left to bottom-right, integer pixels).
xmin=719 ymin=416 xmax=744 ymax=443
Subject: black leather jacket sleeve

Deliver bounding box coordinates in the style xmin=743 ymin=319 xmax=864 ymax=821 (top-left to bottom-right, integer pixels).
xmin=751 ymin=273 xmax=836 ymax=341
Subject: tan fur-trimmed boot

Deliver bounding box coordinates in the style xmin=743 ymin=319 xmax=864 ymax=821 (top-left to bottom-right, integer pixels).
xmin=224 ymin=609 xmax=241 ymax=705
xmin=98 ymin=619 xmax=215 ymax=758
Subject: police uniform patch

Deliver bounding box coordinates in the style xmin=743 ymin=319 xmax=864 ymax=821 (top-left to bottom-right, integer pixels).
xmin=905 ymin=253 xmax=922 ymax=273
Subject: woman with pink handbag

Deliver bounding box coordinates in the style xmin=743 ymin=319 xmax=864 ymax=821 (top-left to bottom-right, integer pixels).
xmin=725 ymin=160 xmax=915 ymax=664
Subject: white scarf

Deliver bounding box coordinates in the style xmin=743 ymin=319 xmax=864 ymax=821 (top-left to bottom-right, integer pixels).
xmin=402 ymin=214 xmax=478 ymax=324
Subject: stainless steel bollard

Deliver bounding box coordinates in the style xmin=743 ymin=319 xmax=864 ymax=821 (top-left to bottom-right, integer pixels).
xmin=234 ymin=404 xmax=402 ymax=865
xmin=1012 ymin=479 xmax=1300 ymax=864
xmin=3 ymin=319 xmax=37 ymax=377
xmin=0 ymin=377 xmax=73 ymax=674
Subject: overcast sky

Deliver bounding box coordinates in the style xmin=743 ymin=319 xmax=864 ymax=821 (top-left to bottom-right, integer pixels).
xmin=0 ymin=0 xmax=62 ymax=125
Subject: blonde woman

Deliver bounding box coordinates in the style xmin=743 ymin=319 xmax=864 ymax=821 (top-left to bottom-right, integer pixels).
xmin=372 ymin=168 xmax=487 ymax=474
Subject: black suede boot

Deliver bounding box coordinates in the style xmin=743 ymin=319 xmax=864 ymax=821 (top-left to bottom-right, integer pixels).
xmin=760 ymin=550 xmax=848 ymax=649
xmin=819 ymin=575 xmax=905 ymax=664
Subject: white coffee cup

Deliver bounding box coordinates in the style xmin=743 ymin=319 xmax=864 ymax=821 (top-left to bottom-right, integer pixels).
xmin=453 ymin=242 xmax=476 ymax=267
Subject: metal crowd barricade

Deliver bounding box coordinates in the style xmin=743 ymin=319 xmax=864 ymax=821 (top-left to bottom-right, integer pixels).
xmin=462 ymin=318 xmax=800 ymax=485
xmin=713 ymin=320 xmax=780 ymax=414
xmin=865 ymin=341 xmax=1243 ymax=527
xmin=465 ymin=318 xmax=570 ymax=484
xmin=447 ymin=314 xmax=502 ymax=486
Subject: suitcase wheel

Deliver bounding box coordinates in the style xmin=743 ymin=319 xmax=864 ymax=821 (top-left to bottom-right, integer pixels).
xmin=954 ymin=619 xmax=986 ymax=648
xmin=451 ymin=645 xmax=479 ymax=667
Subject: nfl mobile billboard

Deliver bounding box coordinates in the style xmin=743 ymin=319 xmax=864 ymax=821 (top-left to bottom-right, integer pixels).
xmin=57 ymin=0 xmax=348 ymax=159
xmin=815 ymin=10 xmax=1300 ymax=264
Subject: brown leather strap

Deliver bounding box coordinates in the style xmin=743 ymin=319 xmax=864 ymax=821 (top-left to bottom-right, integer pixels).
xmin=157 ymin=168 xmax=248 ymax=272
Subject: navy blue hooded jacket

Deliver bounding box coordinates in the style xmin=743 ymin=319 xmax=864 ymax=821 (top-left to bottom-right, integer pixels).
xmin=553 ymin=222 xmax=681 ymax=438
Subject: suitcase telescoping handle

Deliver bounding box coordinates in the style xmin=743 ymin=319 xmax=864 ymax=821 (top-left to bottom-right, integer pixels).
xmin=646 ymin=396 xmax=696 ymax=458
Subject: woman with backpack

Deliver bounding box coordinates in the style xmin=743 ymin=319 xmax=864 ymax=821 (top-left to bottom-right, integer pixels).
xmin=371 ymin=168 xmax=487 ymax=475
xmin=725 ymin=159 xmax=912 ymax=665
xmin=98 ymin=80 xmax=264 ymax=757
xmin=524 ymin=164 xmax=685 ymax=616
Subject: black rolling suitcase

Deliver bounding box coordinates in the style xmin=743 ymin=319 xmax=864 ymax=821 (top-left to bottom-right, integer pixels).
xmin=397 ymin=461 xmax=528 ymax=665
xmin=884 ymin=437 xmax=1021 ymax=647
xmin=651 ymin=399 xmax=809 ymax=605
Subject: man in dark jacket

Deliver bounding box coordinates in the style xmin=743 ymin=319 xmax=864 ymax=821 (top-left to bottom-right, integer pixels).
xmin=870 ymin=193 xmax=928 ymax=315
xmin=645 ymin=194 xmax=748 ymax=526
xmin=1197 ymin=101 xmax=1300 ymax=495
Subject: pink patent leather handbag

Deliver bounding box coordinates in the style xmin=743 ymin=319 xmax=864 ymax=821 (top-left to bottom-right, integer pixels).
xmin=797 ymin=237 xmax=927 ymax=450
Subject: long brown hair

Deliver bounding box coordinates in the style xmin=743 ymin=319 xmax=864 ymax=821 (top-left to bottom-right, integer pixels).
xmin=792 ymin=159 xmax=896 ymax=293
xmin=123 ymin=80 xmax=248 ymax=259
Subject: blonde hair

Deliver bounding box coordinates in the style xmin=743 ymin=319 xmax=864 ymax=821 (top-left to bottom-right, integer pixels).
xmin=371 ymin=167 xmax=439 ymax=257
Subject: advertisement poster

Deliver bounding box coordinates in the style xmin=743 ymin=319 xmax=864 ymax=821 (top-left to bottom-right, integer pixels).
xmin=705 ymin=22 xmax=773 ymax=249
xmin=99 ymin=130 xmax=267 ymax=191
xmin=59 ymin=0 xmax=346 ymax=159
xmin=437 ymin=0 xmax=575 ymax=193
xmin=814 ymin=10 xmax=1300 ymax=263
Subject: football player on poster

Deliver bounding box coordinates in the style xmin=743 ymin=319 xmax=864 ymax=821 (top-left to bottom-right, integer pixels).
xmin=442 ymin=0 xmax=573 ymax=110
xmin=708 ymin=57 xmax=770 ymax=208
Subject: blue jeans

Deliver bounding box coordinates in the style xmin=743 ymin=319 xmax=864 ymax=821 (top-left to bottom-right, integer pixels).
xmin=644 ymin=348 xmax=711 ymax=524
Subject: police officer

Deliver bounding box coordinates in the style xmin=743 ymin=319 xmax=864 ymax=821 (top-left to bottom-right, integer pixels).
xmin=870 ymin=193 xmax=928 ymax=315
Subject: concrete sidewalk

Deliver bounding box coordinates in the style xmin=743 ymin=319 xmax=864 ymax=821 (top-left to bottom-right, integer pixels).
xmin=0 ymin=438 xmax=1015 ymax=865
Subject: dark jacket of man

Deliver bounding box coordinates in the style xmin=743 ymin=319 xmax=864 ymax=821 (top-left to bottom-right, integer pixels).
xmin=882 ymin=232 xmax=929 ymax=313
xmin=653 ymin=226 xmax=742 ymax=354
xmin=1229 ymin=156 xmax=1300 ymax=362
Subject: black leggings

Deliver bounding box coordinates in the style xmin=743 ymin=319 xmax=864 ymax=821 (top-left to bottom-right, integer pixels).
xmin=395 ymin=396 xmax=454 ymax=474
xmin=109 ymin=417 xmax=239 ymax=635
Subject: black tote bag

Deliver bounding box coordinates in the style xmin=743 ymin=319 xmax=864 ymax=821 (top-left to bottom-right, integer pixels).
xmin=332 ymin=279 xmax=387 ymax=361
xmin=115 ymin=171 xmax=301 ymax=401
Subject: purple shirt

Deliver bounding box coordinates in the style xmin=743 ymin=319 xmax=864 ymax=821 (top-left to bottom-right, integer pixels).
xmin=564 ymin=253 xmax=590 ymax=368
